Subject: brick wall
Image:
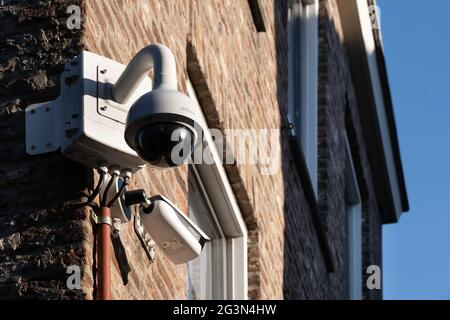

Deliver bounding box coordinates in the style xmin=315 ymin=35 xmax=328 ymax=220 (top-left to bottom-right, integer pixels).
xmin=0 ymin=0 xmax=383 ymax=300
xmin=316 ymin=0 xmax=382 ymax=299
xmin=82 ymin=0 xmax=287 ymax=300
xmin=0 ymin=0 xmax=91 ymax=299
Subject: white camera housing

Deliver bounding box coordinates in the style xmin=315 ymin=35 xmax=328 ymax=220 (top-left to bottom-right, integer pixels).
xmin=115 ymin=44 xmax=204 ymax=168
xmin=139 ymin=195 xmax=210 ymax=264
xmin=25 ymin=44 xmax=204 ymax=172
xmin=25 ymin=51 xmax=150 ymax=172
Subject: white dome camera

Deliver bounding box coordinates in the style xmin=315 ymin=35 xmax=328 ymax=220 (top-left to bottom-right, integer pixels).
xmin=138 ymin=195 xmax=210 ymax=264
xmin=112 ymin=44 xmax=204 ymax=168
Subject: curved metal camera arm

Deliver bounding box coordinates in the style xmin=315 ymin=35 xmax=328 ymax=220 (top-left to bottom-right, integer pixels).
xmin=112 ymin=44 xmax=178 ymax=104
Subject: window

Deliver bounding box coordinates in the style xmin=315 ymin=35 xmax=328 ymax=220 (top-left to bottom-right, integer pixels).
xmin=288 ymin=0 xmax=319 ymax=195
xmin=344 ymin=133 xmax=362 ymax=300
xmin=186 ymin=80 xmax=248 ymax=300
xmin=188 ymin=166 xmax=227 ymax=299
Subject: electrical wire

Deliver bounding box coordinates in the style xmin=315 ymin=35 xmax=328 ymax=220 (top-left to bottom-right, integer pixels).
xmin=100 ymin=172 xmax=118 ymax=208
xmin=87 ymin=170 xmax=106 ymax=204
xmin=106 ymin=177 xmax=129 ymax=208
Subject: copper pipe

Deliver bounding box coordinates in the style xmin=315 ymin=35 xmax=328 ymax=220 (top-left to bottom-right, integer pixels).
xmin=97 ymin=206 xmax=112 ymax=300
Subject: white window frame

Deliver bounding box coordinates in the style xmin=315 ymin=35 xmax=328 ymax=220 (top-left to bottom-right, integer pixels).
xmin=188 ymin=166 xmax=227 ymax=299
xmin=186 ymin=80 xmax=248 ymax=300
xmin=344 ymin=133 xmax=363 ymax=300
xmin=288 ymin=0 xmax=319 ymax=196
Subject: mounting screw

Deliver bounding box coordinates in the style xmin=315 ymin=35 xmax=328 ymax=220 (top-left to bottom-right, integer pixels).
xmin=100 ymin=106 xmax=107 ymax=111
xmin=46 ymin=142 xmax=51 ymax=148
xmin=113 ymin=218 xmax=122 ymax=234
xmin=147 ymin=239 xmax=157 ymax=263
xmin=100 ymin=69 xmax=107 ymax=74
xmin=30 ymin=109 xmax=36 ymax=114
xmin=31 ymin=145 xmax=36 ymax=150
xmin=45 ymin=107 xmax=51 ymax=112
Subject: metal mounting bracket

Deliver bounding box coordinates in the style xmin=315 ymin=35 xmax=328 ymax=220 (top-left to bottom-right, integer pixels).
xmin=24 ymin=51 xmax=150 ymax=172
xmin=25 ymin=101 xmax=61 ymax=155
xmin=91 ymin=211 xmax=113 ymax=227
xmin=134 ymin=212 xmax=157 ymax=263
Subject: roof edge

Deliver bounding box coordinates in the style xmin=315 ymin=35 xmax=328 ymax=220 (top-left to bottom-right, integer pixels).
xmin=368 ymin=0 xmax=409 ymax=213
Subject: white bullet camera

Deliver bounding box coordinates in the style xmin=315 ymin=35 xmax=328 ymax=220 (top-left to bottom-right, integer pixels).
xmin=138 ymin=195 xmax=210 ymax=264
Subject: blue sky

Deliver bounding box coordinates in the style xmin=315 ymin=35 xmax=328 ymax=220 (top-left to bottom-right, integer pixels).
xmin=379 ymin=0 xmax=450 ymax=300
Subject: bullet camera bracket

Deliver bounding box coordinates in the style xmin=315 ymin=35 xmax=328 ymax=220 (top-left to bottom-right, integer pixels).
xmin=134 ymin=212 xmax=157 ymax=263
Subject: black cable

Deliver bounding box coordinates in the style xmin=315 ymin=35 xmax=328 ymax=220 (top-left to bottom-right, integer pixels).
xmin=106 ymin=178 xmax=129 ymax=208
xmin=87 ymin=171 xmax=106 ymax=204
xmin=100 ymin=172 xmax=118 ymax=208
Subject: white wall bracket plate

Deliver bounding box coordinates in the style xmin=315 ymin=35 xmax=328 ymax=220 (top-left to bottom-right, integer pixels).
xmin=25 ymin=51 xmax=152 ymax=172
xmin=26 ymin=101 xmax=60 ymax=154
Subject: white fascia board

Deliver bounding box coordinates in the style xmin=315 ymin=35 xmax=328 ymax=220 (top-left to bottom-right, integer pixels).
xmin=355 ymin=0 xmax=403 ymax=220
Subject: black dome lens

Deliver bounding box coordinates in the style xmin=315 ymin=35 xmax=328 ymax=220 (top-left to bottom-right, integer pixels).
xmin=135 ymin=122 xmax=194 ymax=168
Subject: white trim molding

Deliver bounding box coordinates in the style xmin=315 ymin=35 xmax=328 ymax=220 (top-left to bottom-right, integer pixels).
xmin=355 ymin=0 xmax=403 ymax=218
xmin=186 ymin=80 xmax=248 ymax=300
xmin=344 ymin=133 xmax=363 ymax=300
xmin=336 ymin=0 xmax=409 ymax=223
xmin=288 ymin=0 xmax=319 ymax=196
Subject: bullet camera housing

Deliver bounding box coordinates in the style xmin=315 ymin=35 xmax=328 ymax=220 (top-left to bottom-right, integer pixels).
xmin=139 ymin=195 xmax=210 ymax=264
